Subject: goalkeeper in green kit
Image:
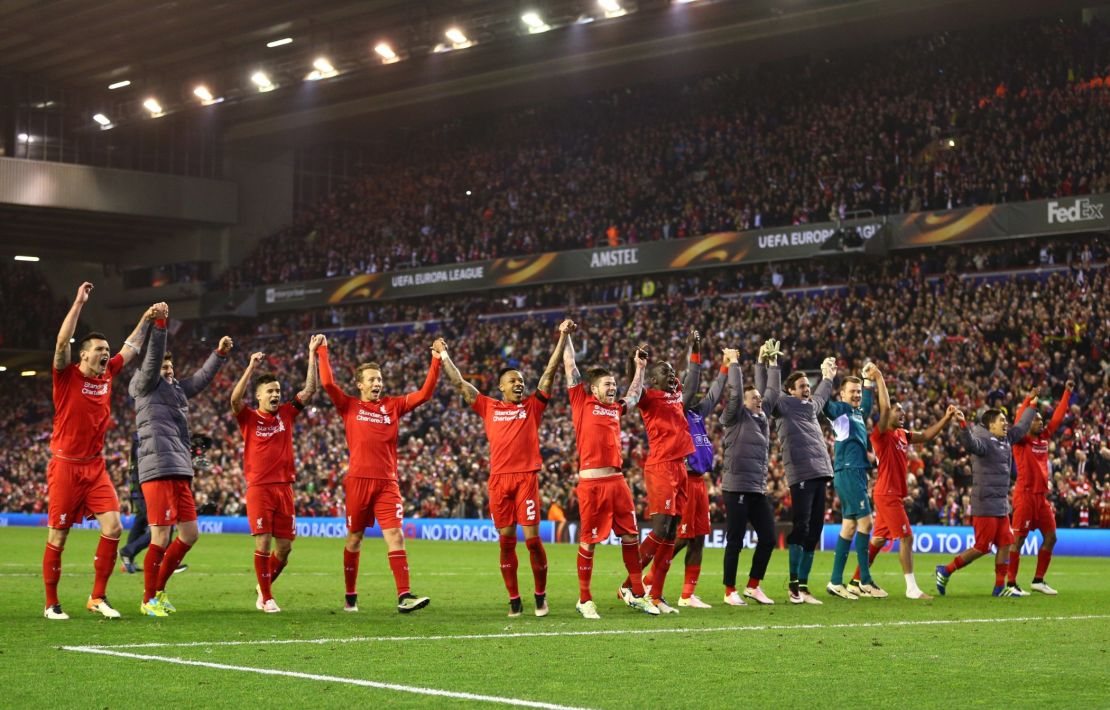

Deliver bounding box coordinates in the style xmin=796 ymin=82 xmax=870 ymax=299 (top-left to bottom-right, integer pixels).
xmin=824 ymin=361 xmax=888 ymax=599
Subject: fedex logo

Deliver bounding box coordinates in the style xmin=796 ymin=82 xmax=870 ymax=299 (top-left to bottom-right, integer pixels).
xmin=1047 ymin=198 xmax=1104 ymax=224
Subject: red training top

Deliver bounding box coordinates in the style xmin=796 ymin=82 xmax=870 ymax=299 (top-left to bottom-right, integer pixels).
xmin=472 ymin=391 xmax=549 ymax=476
xmin=637 ymin=386 xmax=695 ymax=465
xmin=1013 ymin=389 xmax=1071 ymax=496
xmin=50 ymin=354 xmax=124 ymax=461
xmin=319 ymin=345 xmax=441 ymax=479
xmin=870 ymin=427 xmax=909 ymax=498
xmin=236 ymin=399 xmax=304 ymax=486
xmin=569 ymin=382 xmax=626 ymax=471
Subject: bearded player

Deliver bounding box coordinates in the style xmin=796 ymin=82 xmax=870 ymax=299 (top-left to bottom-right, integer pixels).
xmin=230 ymin=338 xmax=322 ymax=613
xmin=130 ymin=304 xmax=232 ymax=617
xmin=43 ymin=282 xmax=160 ymax=620
xmin=438 ymin=320 xmax=574 ymax=617
xmin=857 ymin=366 xmax=955 ymax=599
xmin=1006 ymin=380 xmax=1073 ymax=596
xmin=565 ymin=333 xmax=657 ymax=619
xmin=317 ymin=336 xmax=440 ymax=613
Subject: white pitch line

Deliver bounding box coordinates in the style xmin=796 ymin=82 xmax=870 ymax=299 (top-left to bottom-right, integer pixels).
xmin=74 ymin=614 xmax=1110 ymax=650
xmin=61 ymin=646 xmax=592 ymax=710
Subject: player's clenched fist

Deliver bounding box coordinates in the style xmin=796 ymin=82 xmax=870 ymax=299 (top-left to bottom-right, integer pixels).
xmin=249 ymin=352 xmax=266 ymax=367
xmin=559 ymin=319 xmax=576 ymax=334
xmin=218 ymin=336 xmax=234 ymax=353
xmin=74 ymin=281 xmax=93 ymax=304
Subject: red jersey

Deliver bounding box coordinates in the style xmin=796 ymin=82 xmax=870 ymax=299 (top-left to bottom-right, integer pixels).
xmin=870 ymin=427 xmax=909 ymax=497
xmin=569 ymin=382 xmax=626 ymax=471
xmin=236 ymin=399 xmax=303 ymax=486
xmin=472 ymin=391 xmax=549 ymax=476
xmin=50 ymin=354 xmax=125 ymax=460
xmin=319 ymin=346 xmax=441 ymax=480
xmin=637 ymin=386 xmax=695 ymax=465
xmin=1013 ymin=389 xmax=1070 ymax=496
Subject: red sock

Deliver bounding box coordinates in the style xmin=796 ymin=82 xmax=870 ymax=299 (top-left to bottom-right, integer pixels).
xmin=625 ymin=533 xmax=661 ymax=587
xmin=524 ymin=537 xmax=547 ymax=596
xmin=43 ymin=543 xmax=63 ymax=607
xmin=1006 ymin=549 xmax=1021 ymax=584
xmin=254 ymin=551 xmax=273 ymax=602
xmin=643 ymin=567 xmax=655 ymax=589
xmin=994 ymin=563 xmax=1006 ymax=588
xmin=343 ymin=548 xmax=360 ymax=595
xmin=577 ymin=548 xmax=594 ymax=603
xmin=746 ymin=577 xmax=760 ymax=589
xmin=499 ymin=535 xmax=520 ymax=599
xmin=621 ymin=539 xmax=645 ymax=597
xmin=144 ymin=544 xmax=166 ymax=603
xmin=648 ymin=540 xmax=676 ymax=601
xmin=269 ymin=553 xmax=288 ymax=584
xmin=1035 ymin=548 xmax=1053 ymax=579
xmin=156 ymin=538 xmax=192 ymax=592
xmin=725 ymin=585 xmax=737 ymax=595
xmin=681 ymin=564 xmax=700 ymax=599
xmin=388 ymin=550 xmax=410 ymax=597
xmin=91 ymin=535 xmax=119 ymax=599
xmin=851 ymin=542 xmax=883 ymax=582
xmin=945 ymin=555 xmax=967 ymax=575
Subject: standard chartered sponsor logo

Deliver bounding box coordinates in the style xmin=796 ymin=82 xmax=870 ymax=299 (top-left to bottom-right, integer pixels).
xmin=1047 ymin=198 xmax=1105 ymax=224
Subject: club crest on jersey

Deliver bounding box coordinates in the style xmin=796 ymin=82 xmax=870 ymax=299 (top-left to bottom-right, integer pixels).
xmin=59 ymin=513 xmax=67 ymax=525
xmin=165 ymin=508 xmax=172 ymax=521
xmin=256 ymin=517 xmax=263 ymax=529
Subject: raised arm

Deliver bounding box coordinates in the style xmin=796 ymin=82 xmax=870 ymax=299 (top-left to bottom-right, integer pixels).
xmin=563 ymin=333 xmax=582 ymax=387
xmin=181 ymin=335 xmax=231 ymax=399
xmin=693 ymin=348 xmax=732 ymax=417
xmin=1008 ymin=388 xmax=1039 ymax=443
xmin=130 ymin=310 xmax=168 ymax=397
xmin=231 ymin=351 xmax=265 ymax=415
xmin=399 ymin=341 xmax=443 ymax=413
xmin=295 ymin=335 xmax=324 ymax=404
xmin=539 ymin=320 xmax=575 ymax=395
xmin=873 ymin=366 xmax=893 ymax=433
xmin=621 ymin=348 xmax=648 ymax=408
xmin=910 ymin=404 xmax=957 ymax=444
xmin=721 ymin=360 xmax=744 ymax=427
xmin=955 ymin=409 xmax=988 ymax=456
xmin=813 ymin=356 xmax=837 ymax=412
xmin=54 ymin=282 xmax=92 ymax=370
xmin=119 ymin=303 xmax=162 ymax=366
xmin=681 ymin=329 xmax=702 ymax=410
xmin=1044 ymin=380 xmax=1074 ymax=438
xmin=434 ymin=339 xmax=479 ymax=406
xmin=316 ymin=338 xmax=352 ymax=412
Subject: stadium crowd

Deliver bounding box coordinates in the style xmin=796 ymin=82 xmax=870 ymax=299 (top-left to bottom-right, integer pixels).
xmin=3 ymin=236 xmax=1110 ymax=537
xmin=223 ymin=18 xmax=1110 ymax=287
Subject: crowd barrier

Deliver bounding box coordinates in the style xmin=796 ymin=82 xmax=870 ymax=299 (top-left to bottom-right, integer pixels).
xmin=2 ymin=514 xmax=1106 ymax=556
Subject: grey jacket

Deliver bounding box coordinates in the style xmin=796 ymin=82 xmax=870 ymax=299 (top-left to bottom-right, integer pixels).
xmin=129 ymin=324 xmax=226 ymax=482
xmin=959 ymin=407 xmax=1036 ymax=517
xmin=765 ymin=368 xmax=834 ymax=485
xmin=720 ymin=363 xmax=776 ymax=494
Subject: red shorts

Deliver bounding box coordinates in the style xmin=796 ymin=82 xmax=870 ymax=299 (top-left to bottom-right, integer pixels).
xmin=345 ymin=477 xmax=404 ymax=532
xmin=1011 ymin=494 xmax=1056 ymax=536
xmin=488 ymin=472 xmax=541 ymax=529
xmin=644 ymin=460 xmax=688 ymax=517
xmin=677 ymin=475 xmax=710 ymax=538
xmin=141 ymin=479 xmax=197 ymax=526
xmin=872 ymin=494 xmax=912 ymax=540
xmin=47 ymin=457 xmax=119 ymax=529
xmin=972 ymin=515 xmax=1014 ymax=553
xmin=246 ymin=484 xmax=297 ymax=539
xmin=577 ymin=475 xmax=639 ymax=544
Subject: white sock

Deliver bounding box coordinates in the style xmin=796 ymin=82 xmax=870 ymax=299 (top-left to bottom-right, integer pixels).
xmin=905 ymin=573 xmax=922 ymax=595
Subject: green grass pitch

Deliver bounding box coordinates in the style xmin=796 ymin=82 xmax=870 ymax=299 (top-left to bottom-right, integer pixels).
xmin=2 ymin=527 xmax=1108 ymax=708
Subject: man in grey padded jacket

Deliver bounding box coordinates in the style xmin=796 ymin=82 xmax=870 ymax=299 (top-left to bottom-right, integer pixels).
xmin=719 ymin=340 xmax=778 ymax=606
xmin=764 ymin=340 xmax=838 ymax=605
xmin=129 ymin=305 xmax=232 ymax=617
xmin=935 ymin=391 xmax=1037 ymax=598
